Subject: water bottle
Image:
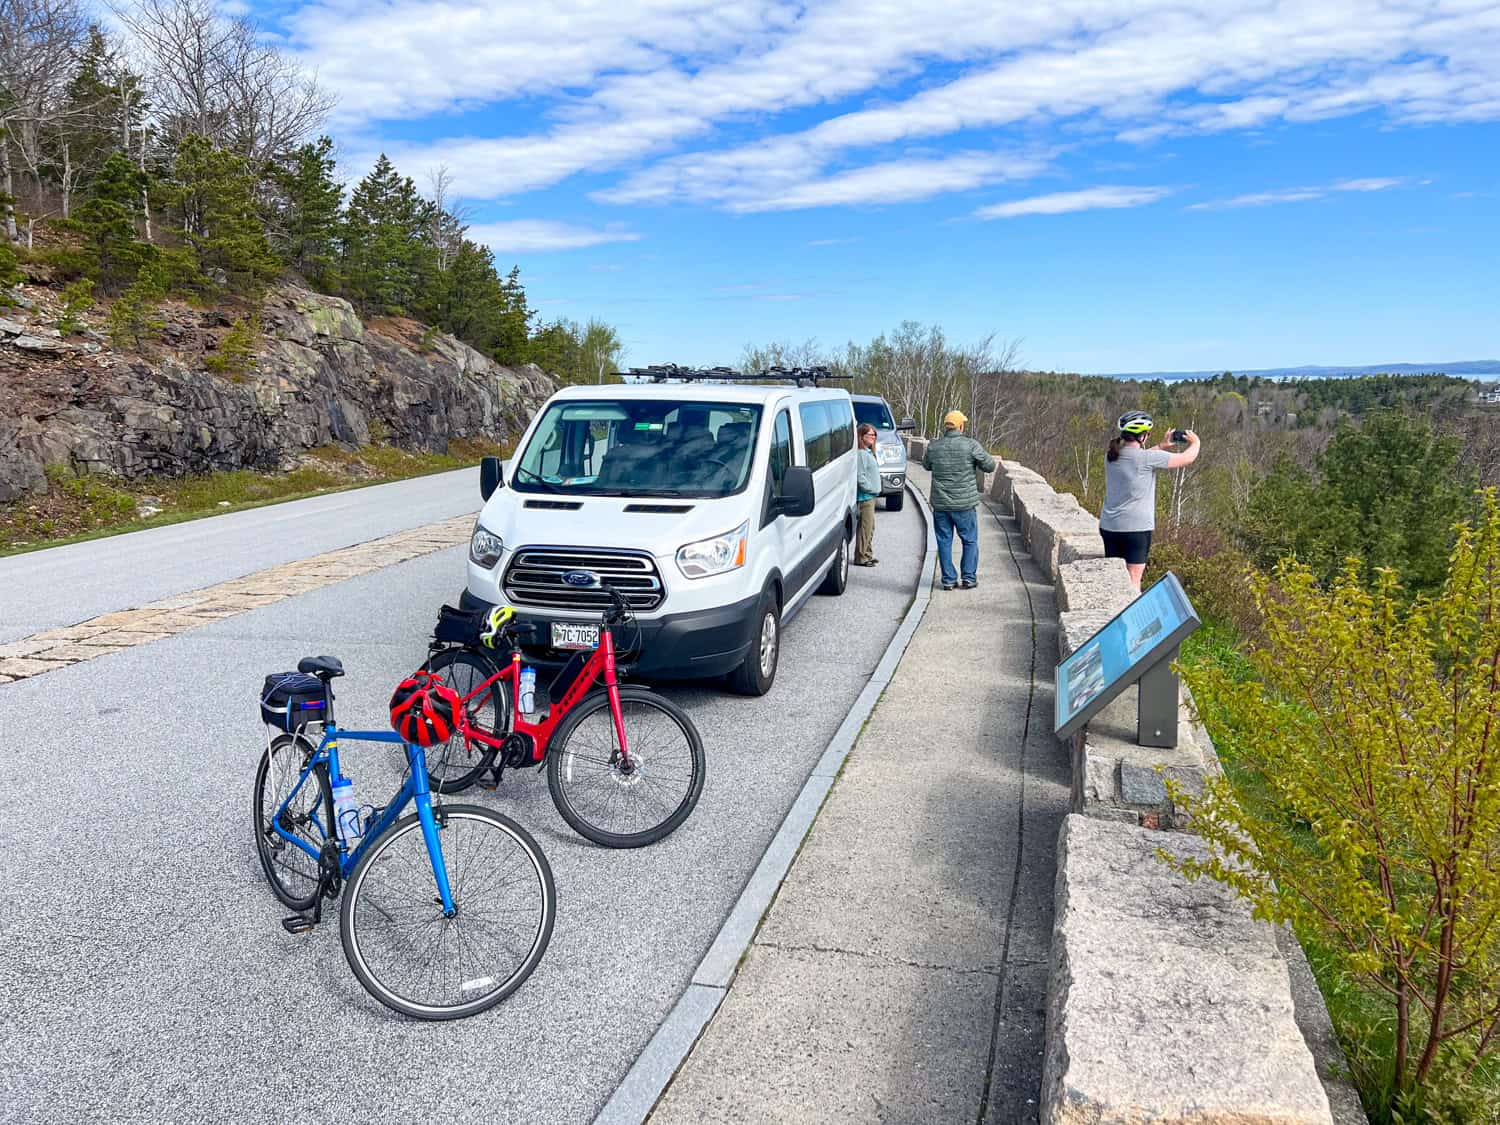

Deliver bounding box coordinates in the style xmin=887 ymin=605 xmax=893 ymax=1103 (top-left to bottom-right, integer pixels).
xmin=332 ymin=777 xmax=362 ymax=848
xmin=518 ymin=666 xmax=537 ymax=716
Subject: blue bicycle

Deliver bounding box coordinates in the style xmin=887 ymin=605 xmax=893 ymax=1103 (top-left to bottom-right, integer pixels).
xmin=252 ymin=655 xmax=556 ymax=1020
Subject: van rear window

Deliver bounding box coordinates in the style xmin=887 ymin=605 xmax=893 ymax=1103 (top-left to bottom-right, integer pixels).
xmin=512 ymin=400 xmax=763 ymax=499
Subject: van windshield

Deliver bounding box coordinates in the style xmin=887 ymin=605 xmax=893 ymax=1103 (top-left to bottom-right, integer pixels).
xmin=853 ymin=401 xmax=895 ymax=431
xmin=512 ymin=399 xmax=764 ymax=498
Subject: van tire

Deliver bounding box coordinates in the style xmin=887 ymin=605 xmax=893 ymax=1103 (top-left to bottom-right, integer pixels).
xmin=817 ymin=536 xmax=849 ymax=596
xmin=729 ymin=589 xmax=780 ymax=696
xmin=885 ymin=491 xmax=905 ymax=511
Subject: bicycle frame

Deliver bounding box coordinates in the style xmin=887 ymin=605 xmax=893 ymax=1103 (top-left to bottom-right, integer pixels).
xmin=454 ymin=621 xmax=632 ymax=765
xmin=269 ymin=724 xmax=456 ymax=913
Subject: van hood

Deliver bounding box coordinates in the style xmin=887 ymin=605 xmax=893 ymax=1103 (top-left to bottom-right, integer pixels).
xmin=477 ymin=491 xmax=754 ymax=559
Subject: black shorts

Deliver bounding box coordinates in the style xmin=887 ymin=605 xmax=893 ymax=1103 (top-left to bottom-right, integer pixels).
xmin=1100 ymin=528 xmax=1153 ymax=565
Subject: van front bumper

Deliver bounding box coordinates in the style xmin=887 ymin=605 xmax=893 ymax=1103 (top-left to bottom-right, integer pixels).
xmin=458 ymin=589 xmax=760 ymax=681
xmin=880 ymin=471 xmax=906 ymax=495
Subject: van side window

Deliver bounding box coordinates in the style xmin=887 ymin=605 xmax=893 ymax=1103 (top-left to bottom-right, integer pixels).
xmin=827 ymin=399 xmax=853 ymax=460
xmin=799 ymin=401 xmax=832 ymax=472
xmin=769 ymin=409 xmax=793 ymax=494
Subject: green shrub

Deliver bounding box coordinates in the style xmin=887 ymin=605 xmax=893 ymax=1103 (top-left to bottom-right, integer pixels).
xmin=106 ymin=275 xmax=166 ymax=351
xmin=1147 ymin=528 xmax=1265 ymax=643
xmin=204 ymin=313 xmax=260 ymax=378
xmin=0 ymin=240 xmax=21 ymax=289
xmin=55 ymin=280 xmax=95 ymax=335
xmin=1170 ymin=492 xmax=1500 ymax=1121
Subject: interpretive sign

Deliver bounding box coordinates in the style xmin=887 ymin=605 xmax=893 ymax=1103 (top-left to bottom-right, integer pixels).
xmin=1054 ymin=572 xmax=1200 ymax=747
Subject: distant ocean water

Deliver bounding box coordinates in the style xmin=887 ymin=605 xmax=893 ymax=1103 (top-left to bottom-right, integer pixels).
xmin=1093 ymin=361 xmax=1500 ymax=382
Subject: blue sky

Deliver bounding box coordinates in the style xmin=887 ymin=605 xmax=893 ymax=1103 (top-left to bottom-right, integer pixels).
xmin=265 ymin=0 xmax=1498 ymax=373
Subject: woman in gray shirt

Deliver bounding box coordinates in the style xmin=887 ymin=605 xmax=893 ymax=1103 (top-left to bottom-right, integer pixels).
xmin=1099 ymin=410 xmax=1201 ymax=591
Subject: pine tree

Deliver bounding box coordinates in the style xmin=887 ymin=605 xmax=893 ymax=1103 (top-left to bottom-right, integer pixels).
xmin=50 ymin=26 xmax=146 ymax=218
xmin=70 ymin=152 xmax=153 ymax=290
xmin=164 ymin=134 xmax=280 ymax=294
xmin=267 ymin=136 xmax=342 ymax=288
xmin=340 ymin=154 xmax=436 ymax=316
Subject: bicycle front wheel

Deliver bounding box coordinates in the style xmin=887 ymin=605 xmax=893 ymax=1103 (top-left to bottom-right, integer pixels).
xmin=546 ymin=687 xmax=706 ymax=848
xmin=423 ymin=647 xmax=508 ymax=793
xmin=340 ymin=805 xmax=555 ymax=1020
xmin=252 ymin=734 xmax=332 ymax=911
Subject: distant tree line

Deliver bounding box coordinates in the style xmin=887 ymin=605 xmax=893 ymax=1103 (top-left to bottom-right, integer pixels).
xmin=0 ymin=0 xmax=618 ymax=374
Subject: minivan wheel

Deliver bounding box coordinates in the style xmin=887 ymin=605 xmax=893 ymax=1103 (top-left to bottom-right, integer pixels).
xmin=817 ymin=536 xmax=849 ymax=596
xmin=885 ymin=491 xmax=905 ymax=512
xmin=729 ymin=590 xmax=780 ymax=696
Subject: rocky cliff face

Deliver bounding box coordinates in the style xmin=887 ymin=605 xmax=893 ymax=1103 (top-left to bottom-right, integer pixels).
xmin=0 ymin=284 xmax=555 ymax=502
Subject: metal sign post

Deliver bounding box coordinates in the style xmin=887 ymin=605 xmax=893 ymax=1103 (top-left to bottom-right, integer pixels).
xmin=1135 ymin=643 xmax=1180 ymax=748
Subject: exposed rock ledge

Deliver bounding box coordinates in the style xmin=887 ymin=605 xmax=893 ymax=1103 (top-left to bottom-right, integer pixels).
xmin=0 ymin=284 xmax=555 ymax=502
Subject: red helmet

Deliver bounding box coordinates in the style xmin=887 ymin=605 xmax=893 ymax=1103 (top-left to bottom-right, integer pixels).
xmin=389 ymin=670 xmax=461 ymax=746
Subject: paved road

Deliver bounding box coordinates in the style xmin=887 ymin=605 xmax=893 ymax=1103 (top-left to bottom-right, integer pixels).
xmin=0 ymin=496 xmax=923 ymax=1123
xmin=0 ymin=468 xmax=481 ymax=644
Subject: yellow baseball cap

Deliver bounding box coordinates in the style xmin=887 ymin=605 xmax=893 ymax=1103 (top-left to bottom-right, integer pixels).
xmin=943 ymin=409 xmax=968 ymax=429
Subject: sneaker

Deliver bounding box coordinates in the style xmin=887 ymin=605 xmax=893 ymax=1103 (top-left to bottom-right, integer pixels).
xmin=941 ymin=583 xmax=956 ymax=591
xmin=961 ymin=579 xmax=978 ymax=589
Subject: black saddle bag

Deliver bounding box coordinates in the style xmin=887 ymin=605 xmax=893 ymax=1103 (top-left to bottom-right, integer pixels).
xmin=261 ymin=672 xmax=328 ymax=731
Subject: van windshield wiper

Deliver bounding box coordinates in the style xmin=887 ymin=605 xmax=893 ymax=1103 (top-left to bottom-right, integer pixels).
xmin=510 ymin=465 xmax=563 ymax=493
xmin=622 ymin=487 xmax=686 ymax=497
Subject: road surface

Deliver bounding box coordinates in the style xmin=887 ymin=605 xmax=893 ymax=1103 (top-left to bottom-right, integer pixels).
xmin=0 ymin=476 xmax=924 ymax=1123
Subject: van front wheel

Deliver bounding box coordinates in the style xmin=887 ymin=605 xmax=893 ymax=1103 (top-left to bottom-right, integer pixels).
xmin=729 ymin=590 xmax=780 ymax=696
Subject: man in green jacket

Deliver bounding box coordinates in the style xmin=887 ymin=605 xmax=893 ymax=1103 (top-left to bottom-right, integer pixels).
xmin=922 ymin=410 xmax=997 ymax=590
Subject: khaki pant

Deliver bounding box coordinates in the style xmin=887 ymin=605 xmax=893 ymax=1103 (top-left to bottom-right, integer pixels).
xmin=856 ymin=498 xmax=877 ymax=562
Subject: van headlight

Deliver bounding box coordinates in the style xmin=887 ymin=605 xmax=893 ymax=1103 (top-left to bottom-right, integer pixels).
xmin=677 ymin=521 xmax=748 ymax=579
xmin=469 ymin=525 xmax=505 ymax=568
xmin=877 ymin=444 xmax=904 ymax=465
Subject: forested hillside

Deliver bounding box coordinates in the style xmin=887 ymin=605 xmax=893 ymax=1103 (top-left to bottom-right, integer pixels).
xmin=0 ymin=0 xmax=621 ymax=381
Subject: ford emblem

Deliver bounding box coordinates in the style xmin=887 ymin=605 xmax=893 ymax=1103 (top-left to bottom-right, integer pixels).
xmin=562 ymin=569 xmax=600 ymax=588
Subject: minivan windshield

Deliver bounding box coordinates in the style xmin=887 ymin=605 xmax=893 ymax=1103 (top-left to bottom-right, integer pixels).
xmin=853 ymin=400 xmax=896 ymax=431
xmin=512 ymin=399 xmax=764 ymax=498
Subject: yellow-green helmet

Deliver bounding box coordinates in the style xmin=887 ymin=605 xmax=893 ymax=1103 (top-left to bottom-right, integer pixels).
xmin=1117 ymin=410 xmax=1153 ymax=435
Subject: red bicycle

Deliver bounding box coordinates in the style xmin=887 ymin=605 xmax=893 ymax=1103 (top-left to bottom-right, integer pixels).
xmin=422 ymin=584 xmax=705 ymax=849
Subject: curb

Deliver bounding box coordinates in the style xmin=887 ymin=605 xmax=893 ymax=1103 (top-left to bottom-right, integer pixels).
xmin=594 ymin=484 xmax=938 ymax=1125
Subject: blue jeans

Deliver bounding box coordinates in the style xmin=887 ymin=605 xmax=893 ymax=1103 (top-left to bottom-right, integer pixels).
xmin=934 ymin=507 xmax=979 ymax=586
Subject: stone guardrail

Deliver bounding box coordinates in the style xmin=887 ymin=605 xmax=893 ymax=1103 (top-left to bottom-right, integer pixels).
xmin=928 ymin=448 xmax=1355 ymax=1125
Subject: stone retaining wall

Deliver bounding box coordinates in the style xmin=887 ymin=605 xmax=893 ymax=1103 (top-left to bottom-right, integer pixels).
xmin=969 ymin=453 xmax=1357 ymax=1125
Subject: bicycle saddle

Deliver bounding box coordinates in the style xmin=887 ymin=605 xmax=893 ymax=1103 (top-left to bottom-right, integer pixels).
xmin=297 ymin=655 xmax=345 ymax=679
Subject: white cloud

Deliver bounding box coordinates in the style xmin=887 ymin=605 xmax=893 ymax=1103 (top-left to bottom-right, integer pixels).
xmin=604 ymin=149 xmax=1049 ymax=212
xmin=290 ymin=1 xmax=1500 ymax=210
xmin=1188 ymin=177 xmax=1410 ymax=210
xmin=468 ymin=221 xmax=643 ymax=253
xmin=976 ymin=185 xmax=1174 ymax=219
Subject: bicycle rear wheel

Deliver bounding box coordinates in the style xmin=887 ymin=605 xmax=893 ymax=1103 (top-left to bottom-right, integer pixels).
xmin=546 ymin=687 xmax=706 ymax=848
xmin=252 ymin=734 xmax=332 ymax=911
xmin=423 ymin=647 xmax=508 ymax=793
xmin=340 ymin=804 xmax=555 ymax=1020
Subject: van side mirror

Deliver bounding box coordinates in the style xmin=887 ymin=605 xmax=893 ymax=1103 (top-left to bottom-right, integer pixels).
xmin=480 ymin=456 xmax=504 ymax=500
xmin=897 ymin=417 xmax=916 ymax=432
xmin=778 ymin=466 xmax=815 ymax=518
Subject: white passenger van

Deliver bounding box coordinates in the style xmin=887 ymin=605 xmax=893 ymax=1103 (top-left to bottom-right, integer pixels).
xmin=462 ymin=378 xmax=858 ymax=695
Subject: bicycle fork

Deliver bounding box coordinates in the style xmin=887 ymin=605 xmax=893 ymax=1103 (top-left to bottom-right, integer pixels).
xmin=413 ymin=770 xmax=457 ymax=917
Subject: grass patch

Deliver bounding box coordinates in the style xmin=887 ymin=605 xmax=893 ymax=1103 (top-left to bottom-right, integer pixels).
xmin=0 ymin=438 xmax=509 ymax=556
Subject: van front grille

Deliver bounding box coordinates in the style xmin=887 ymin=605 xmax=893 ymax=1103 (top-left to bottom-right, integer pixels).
xmin=503 ymin=547 xmax=665 ymax=612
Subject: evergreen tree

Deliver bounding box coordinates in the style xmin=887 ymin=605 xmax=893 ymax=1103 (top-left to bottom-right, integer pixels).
xmin=340 ymin=154 xmax=435 ymax=315
xmin=267 ymin=136 xmax=342 ymax=288
xmin=70 ymin=152 xmax=153 ymax=291
xmin=163 ymin=134 xmax=279 ymax=294
xmin=50 ymin=26 xmax=146 ymax=216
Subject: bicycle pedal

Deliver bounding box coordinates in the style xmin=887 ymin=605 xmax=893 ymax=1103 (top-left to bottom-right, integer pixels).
xmin=281 ymin=914 xmax=316 ymax=935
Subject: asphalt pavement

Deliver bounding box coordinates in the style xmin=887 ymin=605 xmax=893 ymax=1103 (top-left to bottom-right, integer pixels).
xmin=0 ymin=493 xmax=923 ymax=1123
xmin=0 ymin=467 xmax=481 ymax=644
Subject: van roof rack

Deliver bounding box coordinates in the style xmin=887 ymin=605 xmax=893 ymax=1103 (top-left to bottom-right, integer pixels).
xmin=625 ymin=364 xmax=851 ymax=388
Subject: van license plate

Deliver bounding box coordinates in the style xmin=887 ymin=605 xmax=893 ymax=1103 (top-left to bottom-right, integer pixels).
xmin=551 ymin=623 xmax=599 ymax=650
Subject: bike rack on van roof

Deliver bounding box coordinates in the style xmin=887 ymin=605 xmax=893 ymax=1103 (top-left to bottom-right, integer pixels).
xmin=625 ymin=364 xmax=852 ymax=388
